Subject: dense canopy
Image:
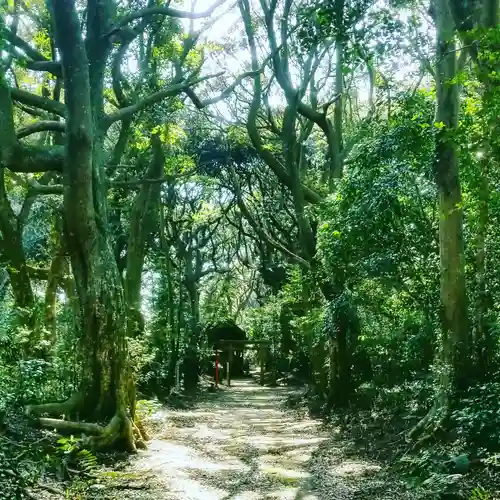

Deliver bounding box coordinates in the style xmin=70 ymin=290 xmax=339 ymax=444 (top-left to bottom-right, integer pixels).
xmin=1 ymin=0 xmax=500 ymax=497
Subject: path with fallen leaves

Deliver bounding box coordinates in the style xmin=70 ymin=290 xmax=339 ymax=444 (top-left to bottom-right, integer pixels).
xmin=119 ymin=378 xmax=416 ymax=500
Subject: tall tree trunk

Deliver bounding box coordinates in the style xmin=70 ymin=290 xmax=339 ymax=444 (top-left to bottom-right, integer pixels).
xmin=473 ymin=152 xmax=491 ymax=378
xmin=27 ymin=0 xmax=142 ymax=451
xmin=410 ymin=0 xmax=469 ymax=440
xmin=469 ymin=2 xmax=498 ymax=379
xmin=0 ymin=168 xmax=34 ymax=310
xmin=183 ymin=272 xmax=201 ymax=392
xmin=331 ymin=0 xmax=345 ymax=186
xmin=124 ymin=134 xmax=164 ymax=337
xmin=44 ymin=243 xmax=68 ymax=343
xmin=283 ymin=101 xmax=315 ymax=260
xmin=321 ymin=280 xmax=356 ymax=410
xmin=434 ymin=0 xmax=469 ymax=393
xmin=0 ymin=151 xmax=38 ymax=354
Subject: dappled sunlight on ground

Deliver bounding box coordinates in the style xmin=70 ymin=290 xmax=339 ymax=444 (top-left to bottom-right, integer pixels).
xmin=331 ymin=461 xmax=382 ymax=477
xmin=122 ymin=379 xmax=413 ymax=499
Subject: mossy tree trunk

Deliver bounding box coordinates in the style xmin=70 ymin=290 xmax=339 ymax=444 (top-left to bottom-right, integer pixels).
xmin=1 ymin=0 xmax=225 ymax=449
xmin=323 ymin=283 xmax=358 ymax=410
xmin=0 ymin=171 xmax=34 ymax=311
xmin=410 ymin=0 xmax=469 ymax=440
xmin=473 ymin=152 xmax=492 ymax=378
xmin=3 ymin=0 xmax=147 ymax=450
xmin=457 ymin=0 xmax=500 ymax=380
xmin=0 ymin=82 xmax=40 ymax=355
xmin=434 ymin=0 xmax=469 ymax=394
xmin=183 ymin=251 xmax=202 ymax=392
xmin=124 ymin=134 xmax=164 ymax=337
xmin=29 ymin=0 xmax=135 ymax=449
xmin=44 ymin=243 xmax=68 ymax=343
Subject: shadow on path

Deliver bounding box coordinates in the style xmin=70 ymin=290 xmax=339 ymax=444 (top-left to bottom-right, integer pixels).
xmin=121 ymin=379 xmax=414 ymax=500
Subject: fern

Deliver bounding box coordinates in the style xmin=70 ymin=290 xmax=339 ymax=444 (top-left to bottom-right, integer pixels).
xmin=470 ymin=487 xmax=491 ymax=500
xmin=76 ymin=448 xmax=97 ymax=471
xmin=56 ymin=436 xmax=97 ymax=472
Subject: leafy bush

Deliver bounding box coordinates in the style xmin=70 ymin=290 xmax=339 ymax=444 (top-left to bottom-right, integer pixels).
xmin=452 ymin=380 xmax=500 ymax=450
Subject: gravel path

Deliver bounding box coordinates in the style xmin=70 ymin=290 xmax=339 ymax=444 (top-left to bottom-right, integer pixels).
xmin=112 ymin=379 xmax=417 ymax=500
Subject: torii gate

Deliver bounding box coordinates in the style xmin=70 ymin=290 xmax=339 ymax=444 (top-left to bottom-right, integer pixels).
xmin=214 ymin=339 xmax=271 ymax=387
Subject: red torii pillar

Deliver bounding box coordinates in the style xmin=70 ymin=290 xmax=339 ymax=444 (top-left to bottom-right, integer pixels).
xmin=215 ymin=349 xmax=220 ymax=388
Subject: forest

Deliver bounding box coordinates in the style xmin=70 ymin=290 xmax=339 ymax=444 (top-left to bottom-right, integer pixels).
xmin=0 ymin=0 xmax=500 ymax=498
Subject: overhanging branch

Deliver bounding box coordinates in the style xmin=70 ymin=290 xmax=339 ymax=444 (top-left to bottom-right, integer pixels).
xmin=185 ymin=70 xmax=261 ymax=108
xmin=10 ymin=88 xmax=66 ymax=117
xmin=27 ymin=181 xmax=64 ymax=195
xmin=6 ymin=145 xmax=65 ymax=173
xmin=5 ymin=30 xmax=62 ymax=77
xmin=0 ymin=75 xmax=64 ymax=175
xmin=25 ymin=60 xmax=62 ymax=77
xmin=5 ymin=29 xmax=48 ymax=63
xmin=20 ymin=178 xmax=171 ymax=191
xmin=103 ymin=73 xmax=223 ymax=127
xmin=111 ymin=178 xmax=168 ymax=188
xmin=238 ymin=0 xmax=322 ymax=205
xmin=229 ymin=167 xmax=310 ymax=268
xmin=112 ymin=0 xmax=227 ymax=32
xmin=17 ymin=121 xmax=66 ymax=139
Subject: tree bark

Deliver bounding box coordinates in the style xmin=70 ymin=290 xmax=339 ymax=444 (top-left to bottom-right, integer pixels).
xmin=25 ymin=0 xmax=140 ymax=451
xmin=434 ymin=0 xmax=469 ymax=393
xmin=463 ymin=1 xmax=498 ymax=379
xmin=323 ymin=283 xmax=357 ymax=410
xmin=44 ymin=239 xmax=68 ymax=343
xmin=124 ymin=134 xmax=164 ymax=337
xmin=473 ymin=152 xmax=491 ymax=378
xmin=0 ymin=80 xmax=35 ymax=311
xmin=330 ymin=0 xmax=345 ymax=185
xmin=410 ymin=0 xmax=469 ymax=441
xmin=183 ymin=256 xmax=201 ymax=392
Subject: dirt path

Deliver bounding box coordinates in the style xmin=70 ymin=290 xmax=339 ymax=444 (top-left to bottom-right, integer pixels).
xmin=116 ymin=379 xmax=415 ymax=500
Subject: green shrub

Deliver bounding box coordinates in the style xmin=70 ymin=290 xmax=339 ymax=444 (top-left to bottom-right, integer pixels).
xmin=452 ymin=379 xmax=500 ymax=449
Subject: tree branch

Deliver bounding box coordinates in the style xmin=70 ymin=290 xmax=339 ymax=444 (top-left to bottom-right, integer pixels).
xmin=10 ymin=88 xmax=66 ymax=117
xmin=185 ymin=70 xmax=261 ymax=108
xmin=17 ymin=121 xmax=66 ymax=139
xmin=103 ymin=73 xmax=223 ymax=127
xmin=238 ymin=0 xmax=322 ymax=205
xmin=5 ymin=29 xmax=63 ymax=77
xmin=197 ymin=266 xmax=230 ymax=280
xmin=27 ymin=181 xmax=64 ymax=195
xmin=0 ymin=77 xmax=64 ymax=174
xmin=6 ymin=145 xmax=65 ymax=173
xmin=111 ymin=178 xmax=168 ymax=188
xmin=25 ymin=60 xmax=62 ymax=77
xmin=229 ymin=166 xmax=310 ymax=268
xmin=111 ymin=0 xmax=227 ymax=33
xmin=6 ymin=178 xmax=169 ymax=192
xmin=18 ymin=172 xmax=56 ymax=228
xmin=15 ymin=104 xmax=47 ymax=118
xmin=5 ymin=29 xmax=45 ymax=61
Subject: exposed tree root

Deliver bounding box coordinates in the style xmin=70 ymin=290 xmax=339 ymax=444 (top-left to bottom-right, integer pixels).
xmin=407 ymin=397 xmax=449 ymax=449
xmin=38 ymin=418 xmax=103 ymax=435
xmin=88 ymin=413 xmax=132 ymax=451
xmin=26 ymin=398 xmax=149 ymax=453
xmin=132 ymin=421 xmax=147 ymax=450
xmin=134 ymin=418 xmax=150 ymax=442
xmin=26 ymin=392 xmax=83 ymax=418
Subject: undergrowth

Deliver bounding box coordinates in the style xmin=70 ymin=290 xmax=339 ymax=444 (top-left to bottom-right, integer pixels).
xmin=287 ymin=379 xmax=500 ymax=500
